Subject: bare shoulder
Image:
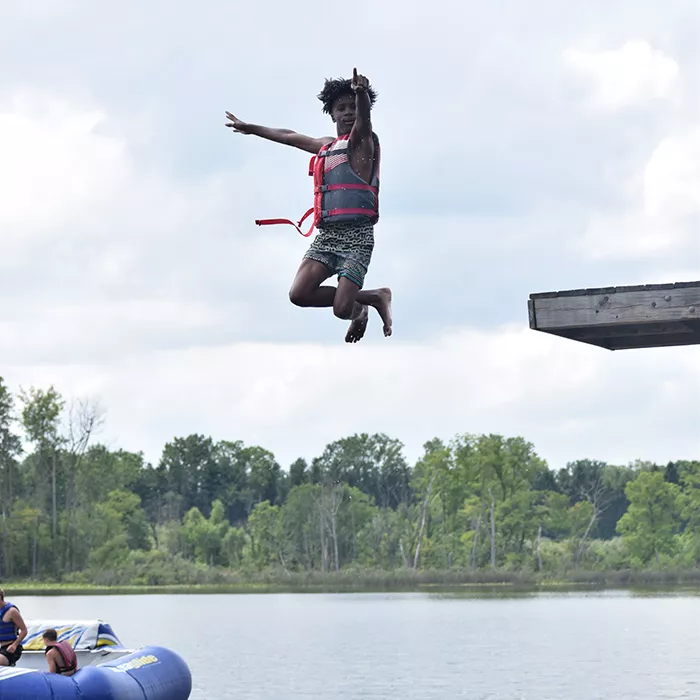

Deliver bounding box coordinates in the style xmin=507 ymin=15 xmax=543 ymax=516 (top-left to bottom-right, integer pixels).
xmin=291 ymin=134 xmax=335 ymax=154
xmin=9 ymin=608 xmax=25 ymax=624
xmin=317 ymin=136 xmax=335 ymax=148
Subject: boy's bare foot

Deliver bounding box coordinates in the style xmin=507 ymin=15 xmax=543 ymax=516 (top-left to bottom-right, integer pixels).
xmin=345 ymin=304 xmax=369 ymax=343
xmin=372 ymin=288 xmax=392 ymax=337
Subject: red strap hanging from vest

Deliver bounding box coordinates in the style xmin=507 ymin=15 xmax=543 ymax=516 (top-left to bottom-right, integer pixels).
xmin=254 ymin=151 xmax=325 ymax=237
xmin=255 ymin=207 xmax=316 ymax=237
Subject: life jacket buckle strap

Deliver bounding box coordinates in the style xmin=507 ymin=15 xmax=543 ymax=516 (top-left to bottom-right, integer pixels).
xmin=254 ymin=207 xmax=316 ymax=238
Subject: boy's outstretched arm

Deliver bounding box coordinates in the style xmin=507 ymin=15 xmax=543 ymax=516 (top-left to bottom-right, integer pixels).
xmin=225 ymin=112 xmax=332 ymax=154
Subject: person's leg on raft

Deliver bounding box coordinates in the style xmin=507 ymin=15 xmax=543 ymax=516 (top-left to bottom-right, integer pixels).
xmin=289 ymin=258 xmax=392 ymax=343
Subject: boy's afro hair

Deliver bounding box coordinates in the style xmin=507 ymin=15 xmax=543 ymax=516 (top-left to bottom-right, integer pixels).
xmin=317 ymin=77 xmax=378 ymax=114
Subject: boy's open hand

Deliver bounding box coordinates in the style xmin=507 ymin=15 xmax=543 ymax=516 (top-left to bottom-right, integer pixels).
xmin=225 ymin=112 xmax=253 ymax=134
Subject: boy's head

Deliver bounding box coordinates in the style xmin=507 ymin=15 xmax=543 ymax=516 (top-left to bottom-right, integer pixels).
xmin=43 ymin=628 xmax=58 ymax=644
xmin=318 ymin=77 xmax=377 ymax=134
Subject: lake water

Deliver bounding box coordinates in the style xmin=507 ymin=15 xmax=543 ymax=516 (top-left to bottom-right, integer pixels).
xmin=14 ymin=590 xmax=700 ymax=699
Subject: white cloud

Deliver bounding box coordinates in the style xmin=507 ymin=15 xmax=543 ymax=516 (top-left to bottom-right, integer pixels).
xmin=0 ymin=93 xmax=127 ymax=234
xmin=1 ymin=0 xmax=699 ymax=476
xmin=644 ymin=129 xmax=700 ymax=218
xmin=3 ymin=324 xmax=699 ymax=471
xmin=0 ymin=91 xmax=304 ymax=359
xmin=564 ymin=40 xmax=679 ymax=111
xmin=579 ymin=126 xmax=700 ymax=260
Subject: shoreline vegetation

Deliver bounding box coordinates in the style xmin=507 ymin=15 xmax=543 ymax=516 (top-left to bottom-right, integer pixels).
xmin=2 ymin=380 xmax=700 ymax=598
xmin=7 ymin=568 xmax=700 ymax=597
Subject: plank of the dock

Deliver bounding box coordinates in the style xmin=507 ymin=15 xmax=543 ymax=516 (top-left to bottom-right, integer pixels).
xmin=529 ymin=282 xmax=700 ymax=330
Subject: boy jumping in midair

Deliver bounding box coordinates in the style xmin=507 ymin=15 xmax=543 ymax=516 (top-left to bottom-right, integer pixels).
xmin=225 ymin=68 xmax=392 ymax=343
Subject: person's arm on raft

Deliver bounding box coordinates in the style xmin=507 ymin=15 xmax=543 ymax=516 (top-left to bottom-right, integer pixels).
xmin=225 ymin=112 xmax=332 ymax=154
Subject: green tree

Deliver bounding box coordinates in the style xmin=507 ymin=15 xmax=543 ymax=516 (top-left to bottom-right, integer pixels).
xmin=246 ymin=447 xmax=283 ymax=507
xmin=311 ymin=433 xmax=411 ymax=509
xmin=0 ymin=378 xmax=22 ymax=578
xmin=86 ymin=490 xmax=150 ymax=571
xmin=675 ymin=462 xmax=700 ymax=565
xmin=289 ymin=458 xmax=309 ymax=488
xmin=212 ymin=440 xmax=253 ymax=523
xmin=279 ymin=484 xmax=323 ymax=571
xmin=158 ymin=434 xmax=218 ymax=518
xmin=617 ymin=471 xmax=681 ymax=566
xmin=458 ymin=434 xmax=546 ymax=569
xmin=247 ymin=501 xmax=282 ymax=570
xmin=410 ymin=439 xmax=447 ymax=569
xmin=20 ymin=386 xmax=65 ymax=577
xmin=62 ymin=400 xmax=102 ymax=573
xmin=181 ymin=499 xmax=232 ymax=566
xmin=355 ymin=506 xmax=411 ymax=569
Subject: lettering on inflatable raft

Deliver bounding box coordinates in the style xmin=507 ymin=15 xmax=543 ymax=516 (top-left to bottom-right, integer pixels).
xmin=111 ymin=654 xmax=160 ymax=673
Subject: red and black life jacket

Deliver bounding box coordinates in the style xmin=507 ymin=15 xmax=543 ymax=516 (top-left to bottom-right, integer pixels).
xmin=256 ymin=132 xmax=380 ymax=237
xmin=45 ymin=640 xmax=78 ymax=675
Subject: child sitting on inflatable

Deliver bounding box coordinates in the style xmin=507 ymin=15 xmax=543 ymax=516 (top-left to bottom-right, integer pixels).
xmin=43 ymin=628 xmax=78 ymax=676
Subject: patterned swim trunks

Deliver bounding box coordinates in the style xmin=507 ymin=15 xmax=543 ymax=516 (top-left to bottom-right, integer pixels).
xmin=303 ymin=220 xmax=375 ymax=289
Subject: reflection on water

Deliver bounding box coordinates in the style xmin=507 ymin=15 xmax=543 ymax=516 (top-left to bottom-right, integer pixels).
xmin=15 ymin=590 xmax=700 ymax=699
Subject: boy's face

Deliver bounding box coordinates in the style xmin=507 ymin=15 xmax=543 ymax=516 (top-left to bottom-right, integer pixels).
xmin=331 ymin=94 xmax=356 ymax=133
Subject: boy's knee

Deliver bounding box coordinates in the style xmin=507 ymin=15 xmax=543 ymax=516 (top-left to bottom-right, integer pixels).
xmin=289 ymin=287 xmax=308 ymax=307
xmin=333 ymin=301 xmax=354 ymax=320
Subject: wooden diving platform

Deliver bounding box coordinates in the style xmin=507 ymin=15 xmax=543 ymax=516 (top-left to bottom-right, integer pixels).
xmin=528 ymin=281 xmax=700 ymax=350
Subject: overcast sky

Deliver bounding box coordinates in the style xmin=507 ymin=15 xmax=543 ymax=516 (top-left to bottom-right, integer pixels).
xmin=1 ymin=0 xmax=698 ymax=470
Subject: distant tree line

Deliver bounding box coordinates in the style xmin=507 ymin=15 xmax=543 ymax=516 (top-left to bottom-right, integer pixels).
xmin=0 ymin=378 xmax=698 ymax=585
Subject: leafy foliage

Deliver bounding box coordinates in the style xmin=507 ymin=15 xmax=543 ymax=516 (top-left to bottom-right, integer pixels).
xmin=0 ymin=377 xmax=696 ymax=584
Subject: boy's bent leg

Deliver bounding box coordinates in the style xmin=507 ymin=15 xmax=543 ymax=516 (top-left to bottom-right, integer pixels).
xmin=288 ymin=245 xmax=390 ymax=342
xmin=288 ymin=257 xmax=368 ymax=343
xmin=289 ymin=258 xmax=336 ymax=307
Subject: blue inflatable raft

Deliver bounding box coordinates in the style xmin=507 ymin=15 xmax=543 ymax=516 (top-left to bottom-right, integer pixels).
xmin=0 ymin=645 xmax=191 ymax=700
xmin=0 ymin=620 xmax=191 ymax=700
